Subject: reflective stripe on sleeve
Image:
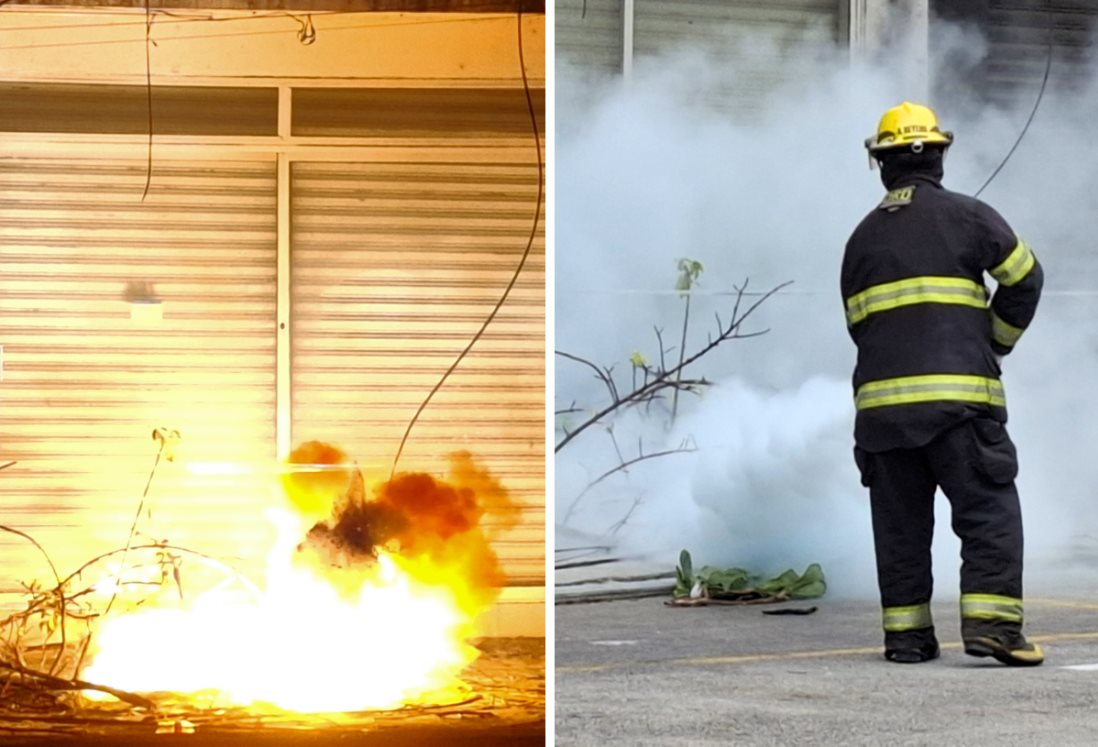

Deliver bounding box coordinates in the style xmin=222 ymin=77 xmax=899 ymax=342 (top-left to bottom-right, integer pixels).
xmin=883 ymin=603 xmax=933 ymax=632
xmin=990 ymin=237 xmax=1036 ymax=287
xmin=845 ymin=276 xmax=988 ymax=326
xmin=990 ymin=310 xmax=1024 ymax=348
xmin=960 ymin=593 xmax=1023 ymax=623
xmin=855 ymin=374 xmax=1005 ymax=411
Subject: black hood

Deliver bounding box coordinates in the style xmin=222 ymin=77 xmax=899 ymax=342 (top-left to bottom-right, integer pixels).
xmin=878 ymin=147 xmax=946 ymax=190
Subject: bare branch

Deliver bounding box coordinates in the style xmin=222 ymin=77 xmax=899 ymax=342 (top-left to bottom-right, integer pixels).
xmin=555 ymin=279 xmax=793 ymax=452
xmin=561 ymin=445 xmax=698 ymax=525
xmin=0 ymin=662 xmax=155 ymax=709
xmin=654 ymin=326 xmax=668 ymax=372
xmin=602 ymin=365 xmax=620 ymax=402
xmin=607 ymin=428 xmax=625 ymax=466
xmin=555 ymin=350 xmax=621 ymax=406
xmin=607 ymin=494 xmax=644 ymax=536
xmin=0 ymin=526 xmax=66 ymax=677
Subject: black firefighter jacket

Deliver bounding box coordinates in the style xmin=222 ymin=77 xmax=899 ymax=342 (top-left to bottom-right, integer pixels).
xmin=841 ymin=172 xmax=1043 ymax=452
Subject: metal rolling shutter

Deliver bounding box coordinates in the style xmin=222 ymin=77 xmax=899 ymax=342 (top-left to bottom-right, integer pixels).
xmin=290 ymin=158 xmax=545 ymax=588
xmin=932 ymin=0 xmax=1096 ymax=109
xmin=0 ymin=158 xmax=278 ymax=600
xmin=632 ymin=0 xmax=840 ymax=116
xmin=556 ymin=0 xmax=624 ymax=76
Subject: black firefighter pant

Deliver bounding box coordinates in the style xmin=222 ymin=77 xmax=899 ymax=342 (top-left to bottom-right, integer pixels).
xmin=854 ymin=416 xmax=1024 ymax=646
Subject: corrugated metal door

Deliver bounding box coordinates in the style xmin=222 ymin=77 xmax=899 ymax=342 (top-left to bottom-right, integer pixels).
xmin=932 ymin=0 xmax=1096 ymax=108
xmin=0 ymin=157 xmax=279 ymax=600
xmin=633 ymin=0 xmax=841 ymax=115
xmin=290 ymin=158 xmax=545 ymax=589
xmin=556 ymin=0 xmax=624 ymax=75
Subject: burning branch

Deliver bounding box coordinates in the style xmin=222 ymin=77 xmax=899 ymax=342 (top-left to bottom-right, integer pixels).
xmin=0 ymin=525 xmax=66 ymax=677
xmin=0 ymin=535 xmax=259 ymax=699
xmin=0 ymin=661 xmax=155 ymax=709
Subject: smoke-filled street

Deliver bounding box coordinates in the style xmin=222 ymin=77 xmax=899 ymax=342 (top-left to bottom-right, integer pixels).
xmin=556 ymin=4 xmax=1098 ymax=740
xmin=557 ymin=593 xmax=1098 ymax=745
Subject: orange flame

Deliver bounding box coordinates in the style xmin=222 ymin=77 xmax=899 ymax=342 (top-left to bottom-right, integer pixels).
xmin=81 ymin=443 xmax=517 ymax=712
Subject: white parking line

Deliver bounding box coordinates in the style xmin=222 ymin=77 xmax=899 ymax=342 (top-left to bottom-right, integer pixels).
xmin=1061 ymin=663 xmax=1098 ymax=671
xmin=589 ymin=640 xmax=639 ymax=646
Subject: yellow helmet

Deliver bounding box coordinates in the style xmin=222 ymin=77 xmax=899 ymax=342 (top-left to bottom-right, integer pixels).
xmin=865 ymin=101 xmax=954 ymax=155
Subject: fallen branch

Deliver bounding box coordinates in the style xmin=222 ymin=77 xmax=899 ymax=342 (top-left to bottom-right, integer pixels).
xmin=0 ymin=662 xmax=156 ymax=710
xmin=555 ymin=571 xmax=675 ymax=588
xmin=554 ymin=558 xmax=622 ymax=571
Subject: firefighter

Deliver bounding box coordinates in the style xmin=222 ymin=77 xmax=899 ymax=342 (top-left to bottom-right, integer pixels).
xmin=842 ymin=102 xmax=1044 ymax=666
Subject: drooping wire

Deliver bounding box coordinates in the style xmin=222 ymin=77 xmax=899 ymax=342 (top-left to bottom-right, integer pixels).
xmin=0 ymin=13 xmax=515 ymax=52
xmin=973 ymin=0 xmax=1054 ymax=198
xmin=389 ymin=0 xmax=543 ymax=479
xmin=140 ymin=0 xmax=153 ymax=202
xmin=290 ymin=13 xmax=317 ymax=45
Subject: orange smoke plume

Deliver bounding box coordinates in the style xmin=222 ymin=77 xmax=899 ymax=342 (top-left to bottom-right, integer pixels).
xmin=281 ymin=442 xmax=520 ymax=614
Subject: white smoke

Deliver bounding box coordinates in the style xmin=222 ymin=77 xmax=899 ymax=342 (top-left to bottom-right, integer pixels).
xmin=555 ymin=15 xmax=1098 ymax=599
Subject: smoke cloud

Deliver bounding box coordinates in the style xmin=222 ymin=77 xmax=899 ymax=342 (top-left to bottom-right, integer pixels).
xmin=556 ymin=15 xmax=1098 ymax=599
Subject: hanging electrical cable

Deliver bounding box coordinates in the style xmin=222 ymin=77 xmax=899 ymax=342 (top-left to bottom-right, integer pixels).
xmin=0 ymin=13 xmax=513 ymax=52
xmin=389 ymin=0 xmax=543 ymax=479
xmin=973 ymin=0 xmax=1054 ymax=198
xmin=140 ymin=0 xmax=154 ymax=201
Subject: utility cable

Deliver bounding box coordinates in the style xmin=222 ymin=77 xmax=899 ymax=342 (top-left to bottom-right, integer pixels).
xmin=389 ymin=0 xmax=543 ymax=479
xmin=0 ymin=14 xmax=514 ymax=51
xmin=140 ymin=0 xmax=153 ymax=201
xmin=973 ymin=0 xmax=1054 ymax=198
xmin=0 ymin=10 xmax=348 ymax=33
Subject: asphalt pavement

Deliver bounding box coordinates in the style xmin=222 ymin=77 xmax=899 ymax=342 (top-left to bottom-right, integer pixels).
xmin=556 ymin=592 xmax=1098 ymax=746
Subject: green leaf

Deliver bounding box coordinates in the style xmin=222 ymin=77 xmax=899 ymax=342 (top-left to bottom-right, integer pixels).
xmin=674 ymin=258 xmax=704 ymax=293
xmin=800 ymin=563 xmax=825 ymax=585
xmin=678 ymin=549 xmax=693 ymax=584
xmin=756 ymin=569 xmax=798 ymax=594
xmin=671 ymin=551 xmax=826 ymax=601
xmin=791 ymin=580 xmax=827 ymax=599
xmin=699 ymin=568 xmax=750 ymax=592
xmin=791 ymin=564 xmax=827 ymax=599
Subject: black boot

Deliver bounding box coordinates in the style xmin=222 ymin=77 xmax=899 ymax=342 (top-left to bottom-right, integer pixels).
xmin=962 ymin=620 xmax=1044 ymax=666
xmin=963 ymin=633 xmax=1044 ymax=666
xmin=884 ymin=628 xmax=940 ymax=664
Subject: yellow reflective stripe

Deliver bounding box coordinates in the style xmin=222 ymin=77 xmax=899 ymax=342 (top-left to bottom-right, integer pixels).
xmin=855 ymin=374 xmax=1005 ymax=410
xmin=845 ymin=276 xmax=987 ymax=326
xmin=990 ymin=310 xmax=1024 ymax=348
xmin=990 ymin=237 xmax=1036 ymax=287
xmin=961 ymin=593 xmax=1023 ymax=623
xmin=882 ymin=603 xmax=933 ymax=632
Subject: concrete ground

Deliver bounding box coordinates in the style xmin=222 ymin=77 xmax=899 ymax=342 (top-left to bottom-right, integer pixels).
xmin=556 ymin=594 xmax=1098 ymax=746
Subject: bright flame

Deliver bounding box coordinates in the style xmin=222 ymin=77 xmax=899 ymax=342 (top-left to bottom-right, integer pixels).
xmin=82 ymin=446 xmax=516 ymax=713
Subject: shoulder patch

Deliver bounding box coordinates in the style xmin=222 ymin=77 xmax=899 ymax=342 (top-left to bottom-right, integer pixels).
xmin=878 ymin=185 xmax=916 ymax=212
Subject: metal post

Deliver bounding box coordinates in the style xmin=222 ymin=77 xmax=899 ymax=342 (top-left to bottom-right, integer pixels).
xmin=848 ymin=0 xmax=928 ymax=102
xmin=622 ymin=0 xmax=635 ymax=80
xmin=276 ymin=88 xmax=292 ymax=459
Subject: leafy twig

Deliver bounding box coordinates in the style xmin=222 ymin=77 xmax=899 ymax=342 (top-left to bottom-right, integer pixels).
xmin=555 ymin=278 xmax=792 ymax=452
